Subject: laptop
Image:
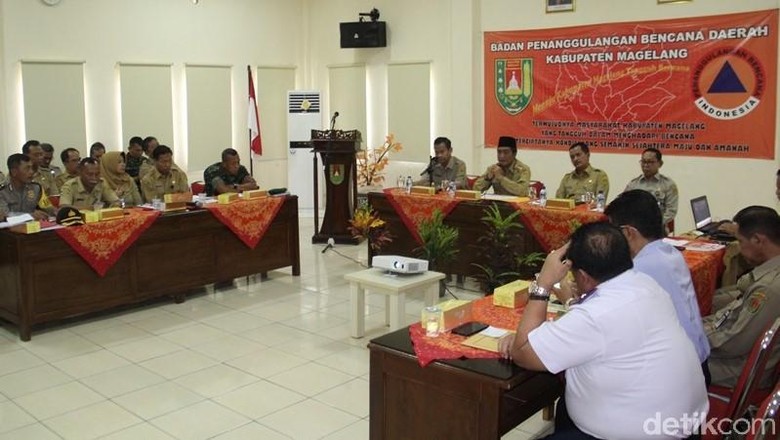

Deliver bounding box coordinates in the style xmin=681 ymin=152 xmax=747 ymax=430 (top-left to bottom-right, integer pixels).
xmin=690 ymin=196 xmax=731 ymax=237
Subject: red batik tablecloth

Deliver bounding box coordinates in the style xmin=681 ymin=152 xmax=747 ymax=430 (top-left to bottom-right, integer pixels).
xmin=382 ymin=188 xmax=461 ymax=243
xmin=204 ymin=197 xmax=284 ymax=249
xmin=55 ymin=208 xmax=160 ymax=276
xmin=682 ymin=248 xmax=726 ymax=316
xmin=409 ymin=296 xmax=523 ymax=367
xmin=511 ymin=202 xmax=606 ymax=252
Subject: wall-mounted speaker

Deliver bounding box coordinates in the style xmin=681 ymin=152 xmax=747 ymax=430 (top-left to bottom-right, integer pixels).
xmin=339 ymin=22 xmax=387 ymax=48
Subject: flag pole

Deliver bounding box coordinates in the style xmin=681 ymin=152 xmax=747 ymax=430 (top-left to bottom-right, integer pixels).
xmin=248 ymin=65 xmax=254 ymax=177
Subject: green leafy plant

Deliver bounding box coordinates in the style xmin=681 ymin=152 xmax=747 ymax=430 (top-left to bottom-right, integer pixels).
xmin=415 ymin=210 xmax=459 ymax=272
xmin=472 ymin=203 xmax=544 ymax=294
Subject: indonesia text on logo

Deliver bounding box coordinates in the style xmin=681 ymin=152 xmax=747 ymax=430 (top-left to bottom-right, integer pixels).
xmin=692 ymin=47 xmax=765 ymax=120
xmin=495 ymin=59 xmax=533 ymax=115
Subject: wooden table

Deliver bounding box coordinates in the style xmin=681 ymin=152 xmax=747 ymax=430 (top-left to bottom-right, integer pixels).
xmin=369 ymin=327 xmax=563 ymax=439
xmin=345 ymin=268 xmax=445 ymax=338
xmin=367 ymin=191 xmax=723 ymax=315
xmin=367 ymin=192 xmax=542 ymax=278
xmin=0 ymin=196 xmax=300 ymax=340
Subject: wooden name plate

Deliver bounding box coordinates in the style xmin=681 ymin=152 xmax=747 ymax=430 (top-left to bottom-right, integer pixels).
xmin=164 ymin=192 xmax=193 ymax=204
xmin=99 ymin=207 xmax=124 ymax=221
xmin=493 ymin=279 xmax=530 ymax=309
xmin=163 ymin=201 xmax=187 ymax=212
xmin=455 ymin=190 xmax=481 ymax=200
xmin=81 ymin=210 xmax=101 ymax=223
xmin=546 ymin=198 xmax=575 ymax=210
xmin=10 ymin=221 xmax=41 ymax=234
xmin=217 ymin=193 xmax=240 ymax=204
xmin=410 ymin=186 xmax=436 ymax=196
xmin=244 ymin=189 xmax=269 ymax=199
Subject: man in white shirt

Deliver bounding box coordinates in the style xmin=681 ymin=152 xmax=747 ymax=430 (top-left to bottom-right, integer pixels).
xmin=605 ymin=189 xmax=711 ymax=383
xmin=499 ymin=222 xmax=708 ymax=439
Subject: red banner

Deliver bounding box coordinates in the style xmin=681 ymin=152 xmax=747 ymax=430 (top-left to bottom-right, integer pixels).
xmin=484 ymin=10 xmax=778 ymax=159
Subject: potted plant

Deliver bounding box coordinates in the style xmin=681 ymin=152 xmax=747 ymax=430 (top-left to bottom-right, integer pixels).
xmin=349 ymin=201 xmax=393 ymax=254
xmin=471 ymin=203 xmax=545 ymax=294
xmin=356 ymin=134 xmax=403 ymax=191
xmin=415 ymin=209 xmax=459 ymax=297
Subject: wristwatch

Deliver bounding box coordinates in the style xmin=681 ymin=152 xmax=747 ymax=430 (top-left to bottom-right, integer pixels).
xmin=528 ymin=281 xmax=550 ymax=301
xmin=232 ymin=183 xmax=239 ymax=190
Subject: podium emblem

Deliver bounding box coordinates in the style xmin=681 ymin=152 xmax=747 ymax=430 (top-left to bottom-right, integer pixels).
xmin=329 ymin=164 xmax=345 ymax=185
xmin=495 ymin=58 xmax=533 ymax=115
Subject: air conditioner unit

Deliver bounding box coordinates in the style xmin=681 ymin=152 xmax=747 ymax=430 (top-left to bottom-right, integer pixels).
xmin=287 ymin=91 xmax=321 ymax=212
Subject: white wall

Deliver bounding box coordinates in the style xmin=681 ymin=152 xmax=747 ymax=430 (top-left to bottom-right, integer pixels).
xmin=479 ymin=0 xmax=780 ymax=232
xmin=0 ymin=0 xmax=303 ymax=187
xmin=0 ymin=0 xmax=776 ymax=232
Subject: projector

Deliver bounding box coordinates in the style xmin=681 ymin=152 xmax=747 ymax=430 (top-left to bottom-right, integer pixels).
xmin=372 ymin=255 xmax=429 ymax=274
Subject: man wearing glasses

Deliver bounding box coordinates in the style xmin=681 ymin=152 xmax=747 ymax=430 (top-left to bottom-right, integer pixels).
xmin=55 ymin=148 xmax=81 ymax=192
xmin=624 ymin=147 xmax=679 ymax=227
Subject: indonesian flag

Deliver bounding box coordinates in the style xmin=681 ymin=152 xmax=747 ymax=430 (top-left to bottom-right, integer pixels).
xmin=247 ymin=66 xmax=262 ymax=155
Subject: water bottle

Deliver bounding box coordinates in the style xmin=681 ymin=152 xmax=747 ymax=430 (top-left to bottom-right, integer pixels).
xmin=596 ymin=190 xmax=605 ymax=211
xmin=405 ymin=176 xmax=413 ymax=194
xmin=539 ymin=188 xmax=547 ymax=207
xmin=447 ymin=181 xmax=456 ymax=198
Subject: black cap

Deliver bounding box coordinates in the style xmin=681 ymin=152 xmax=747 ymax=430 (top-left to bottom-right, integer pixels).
xmin=497 ymin=136 xmax=517 ymax=153
xmin=56 ymin=207 xmax=84 ymax=227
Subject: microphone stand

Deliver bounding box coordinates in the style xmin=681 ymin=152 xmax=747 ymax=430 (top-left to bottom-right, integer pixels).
xmin=420 ymin=156 xmax=436 ymax=187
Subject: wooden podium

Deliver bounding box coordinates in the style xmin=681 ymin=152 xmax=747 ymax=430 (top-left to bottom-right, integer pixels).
xmin=311 ymin=129 xmax=360 ymax=244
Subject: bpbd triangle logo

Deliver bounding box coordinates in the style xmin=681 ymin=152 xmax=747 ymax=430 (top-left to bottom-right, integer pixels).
xmin=693 ymin=47 xmax=764 ymax=120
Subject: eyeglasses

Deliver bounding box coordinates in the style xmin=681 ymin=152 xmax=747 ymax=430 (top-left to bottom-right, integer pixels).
xmin=639 ymin=160 xmax=659 ymax=165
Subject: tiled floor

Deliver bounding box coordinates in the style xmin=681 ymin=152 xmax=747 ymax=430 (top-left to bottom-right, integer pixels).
xmin=0 ymin=218 xmax=553 ymax=440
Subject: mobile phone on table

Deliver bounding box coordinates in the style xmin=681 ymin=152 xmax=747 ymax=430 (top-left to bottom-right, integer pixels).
xmin=451 ymin=322 xmax=489 ymax=336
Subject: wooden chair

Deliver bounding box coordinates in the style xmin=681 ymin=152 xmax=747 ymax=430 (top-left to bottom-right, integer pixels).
xmin=745 ymin=383 xmax=779 ymax=440
xmin=705 ymin=318 xmax=780 ymax=439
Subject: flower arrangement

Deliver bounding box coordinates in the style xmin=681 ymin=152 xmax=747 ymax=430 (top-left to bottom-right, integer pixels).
xmin=349 ymin=202 xmax=393 ymax=251
xmin=356 ymin=134 xmax=403 ymax=187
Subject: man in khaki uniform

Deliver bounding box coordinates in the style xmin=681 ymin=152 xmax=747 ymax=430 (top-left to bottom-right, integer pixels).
xmin=40 ymin=143 xmax=62 ymax=178
xmin=140 ymin=145 xmax=189 ymax=202
xmin=59 ymin=158 xmax=120 ymax=210
xmin=556 ymin=142 xmax=609 ymax=201
xmin=624 ymin=148 xmax=679 ymax=226
xmin=473 ymin=136 xmax=531 ymax=196
xmin=22 ymin=140 xmax=58 ymax=196
xmin=55 ymin=148 xmax=81 ymax=191
xmin=138 ymin=136 xmax=159 ymax=180
xmin=0 ymin=154 xmax=54 ymax=221
xmin=704 ymin=206 xmax=780 ymax=388
xmin=415 ymin=137 xmax=468 ymax=189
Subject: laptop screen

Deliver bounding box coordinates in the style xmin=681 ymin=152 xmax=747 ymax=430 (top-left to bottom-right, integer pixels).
xmin=691 ymin=196 xmax=712 ymax=229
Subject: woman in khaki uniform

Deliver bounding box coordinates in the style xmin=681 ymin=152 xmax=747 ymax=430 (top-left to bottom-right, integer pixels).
xmin=99 ymin=151 xmax=143 ymax=207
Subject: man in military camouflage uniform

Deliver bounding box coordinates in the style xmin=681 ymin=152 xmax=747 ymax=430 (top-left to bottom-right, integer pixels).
xmin=125 ymin=136 xmax=148 ymax=184
xmin=556 ymin=142 xmax=610 ymax=201
xmin=704 ymin=206 xmax=780 ymax=388
xmin=58 ymin=158 xmax=119 ymax=210
xmin=55 ymin=148 xmax=81 ymax=191
xmin=473 ymin=136 xmax=531 ymax=196
xmin=22 ymin=140 xmax=58 ymax=196
xmin=624 ymin=148 xmax=679 ymax=226
xmin=140 ymin=145 xmax=190 ymax=202
xmin=0 ymin=154 xmax=54 ymax=221
xmin=415 ymin=137 xmax=468 ymax=189
xmin=203 ymin=148 xmax=258 ymax=196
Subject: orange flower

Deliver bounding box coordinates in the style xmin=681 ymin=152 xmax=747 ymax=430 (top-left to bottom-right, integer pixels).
xmin=356 ymin=134 xmax=403 ymax=187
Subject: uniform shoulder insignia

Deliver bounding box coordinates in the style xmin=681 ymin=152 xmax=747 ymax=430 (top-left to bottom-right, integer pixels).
xmin=747 ymin=291 xmax=767 ymax=314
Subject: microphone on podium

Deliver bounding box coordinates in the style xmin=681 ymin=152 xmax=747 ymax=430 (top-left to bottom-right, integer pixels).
xmin=330 ymin=112 xmax=340 ymax=130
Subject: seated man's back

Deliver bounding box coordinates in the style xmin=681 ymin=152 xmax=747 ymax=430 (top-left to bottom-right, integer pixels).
xmin=530 ymin=270 xmax=708 ymax=438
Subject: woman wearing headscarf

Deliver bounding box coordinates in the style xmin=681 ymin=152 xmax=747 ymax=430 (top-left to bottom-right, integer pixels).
xmin=98 ymin=151 xmax=143 ymax=207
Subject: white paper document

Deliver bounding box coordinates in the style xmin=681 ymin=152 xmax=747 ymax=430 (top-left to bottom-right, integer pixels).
xmin=0 ymin=213 xmax=34 ymax=229
xmin=479 ymin=326 xmax=510 ymax=338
